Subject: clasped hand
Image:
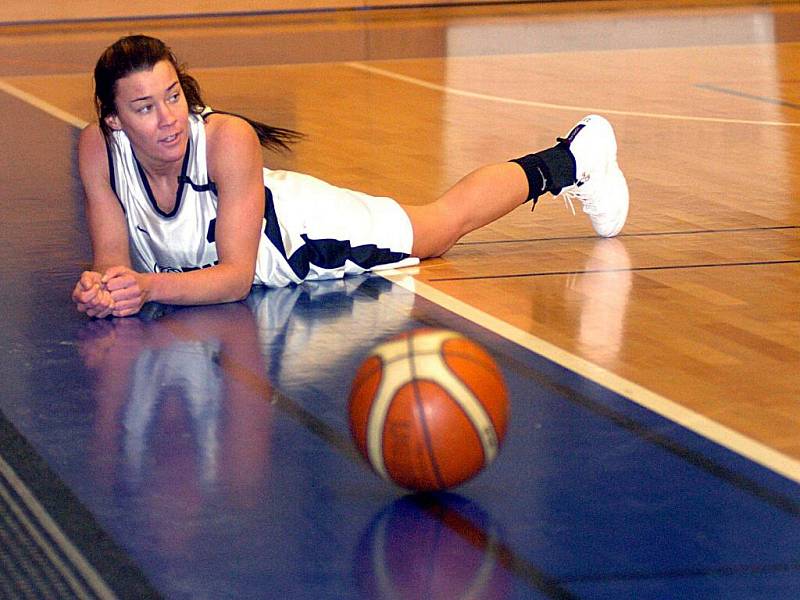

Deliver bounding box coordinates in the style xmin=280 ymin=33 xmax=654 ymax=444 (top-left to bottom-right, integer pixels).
xmin=72 ymin=266 xmax=147 ymax=318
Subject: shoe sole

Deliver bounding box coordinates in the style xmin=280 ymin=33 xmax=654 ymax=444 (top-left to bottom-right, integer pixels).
xmin=594 ymin=162 xmax=629 ymax=238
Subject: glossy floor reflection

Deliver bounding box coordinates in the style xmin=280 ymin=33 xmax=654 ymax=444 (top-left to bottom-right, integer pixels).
xmin=2 ymin=274 xmax=796 ymax=598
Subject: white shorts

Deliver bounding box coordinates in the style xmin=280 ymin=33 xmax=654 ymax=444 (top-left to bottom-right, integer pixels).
xmin=253 ymin=169 xmax=419 ymax=287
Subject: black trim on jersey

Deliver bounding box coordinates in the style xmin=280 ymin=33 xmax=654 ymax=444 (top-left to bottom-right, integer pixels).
xmin=131 ymin=137 xmax=192 ymax=219
xmin=104 ymin=135 xmax=127 ymax=214
xmin=178 ymin=175 xmax=218 ymax=195
xmin=207 ymin=218 xmax=216 ymax=243
xmin=263 ymin=187 xmax=285 ymax=255
xmin=262 ymin=187 xmax=411 ymax=280
xmin=105 ymin=138 xmax=116 ymax=195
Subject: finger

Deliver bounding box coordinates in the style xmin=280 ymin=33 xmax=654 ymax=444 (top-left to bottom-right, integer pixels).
xmin=108 ymin=286 xmax=141 ymax=302
xmin=80 ymin=271 xmax=100 ymax=290
xmin=90 ymin=297 xmax=115 ymax=318
xmin=77 ymin=284 xmax=101 ymax=305
xmin=101 ymin=265 xmax=129 ymax=284
xmin=110 ymin=292 xmax=142 ymax=315
xmin=100 ymin=291 xmax=116 ymax=310
xmin=110 ymin=297 xmax=141 ymax=315
xmin=105 ymin=275 xmax=134 ymax=293
xmin=86 ymin=305 xmax=105 ymax=318
xmin=86 ymin=291 xmax=115 ymax=313
xmin=96 ymin=307 xmax=115 ymax=319
xmin=112 ymin=305 xmax=141 ymax=318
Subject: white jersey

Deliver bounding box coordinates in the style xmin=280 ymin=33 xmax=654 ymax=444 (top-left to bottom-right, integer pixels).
xmin=106 ymin=112 xmax=418 ymax=287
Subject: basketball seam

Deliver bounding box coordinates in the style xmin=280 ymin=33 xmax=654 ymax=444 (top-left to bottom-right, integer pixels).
xmin=437 ymin=357 xmax=500 ymax=461
xmin=410 ymin=349 xmax=448 ymax=490
xmin=364 ymin=356 xmax=392 ymax=481
xmin=378 ymin=350 xmax=498 ymax=372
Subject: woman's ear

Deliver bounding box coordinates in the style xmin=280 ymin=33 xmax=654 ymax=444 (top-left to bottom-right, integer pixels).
xmin=105 ymin=114 xmax=122 ymax=131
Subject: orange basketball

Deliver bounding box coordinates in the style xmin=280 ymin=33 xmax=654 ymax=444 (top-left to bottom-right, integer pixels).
xmin=348 ymin=328 xmax=509 ymax=491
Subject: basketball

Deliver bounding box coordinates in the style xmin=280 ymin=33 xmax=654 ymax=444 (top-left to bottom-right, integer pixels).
xmin=348 ymin=328 xmax=509 ymax=491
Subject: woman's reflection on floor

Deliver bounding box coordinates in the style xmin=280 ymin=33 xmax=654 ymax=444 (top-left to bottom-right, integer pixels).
xmin=77 ymin=302 xmax=274 ymax=558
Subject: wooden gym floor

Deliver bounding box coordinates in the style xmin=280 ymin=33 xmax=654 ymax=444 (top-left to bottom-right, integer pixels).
xmin=0 ymin=1 xmax=798 ymax=597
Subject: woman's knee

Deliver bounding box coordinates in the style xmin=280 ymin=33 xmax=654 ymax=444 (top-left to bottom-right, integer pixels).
xmin=403 ymin=203 xmax=460 ymax=258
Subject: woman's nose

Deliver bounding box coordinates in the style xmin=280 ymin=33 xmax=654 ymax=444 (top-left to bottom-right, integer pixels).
xmin=157 ymin=102 xmax=176 ymax=126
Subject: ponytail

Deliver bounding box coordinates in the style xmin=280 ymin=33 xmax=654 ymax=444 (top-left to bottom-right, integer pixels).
xmin=204 ymin=109 xmax=304 ymax=152
xmin=94 ymin=35 xmax=303 ymax=152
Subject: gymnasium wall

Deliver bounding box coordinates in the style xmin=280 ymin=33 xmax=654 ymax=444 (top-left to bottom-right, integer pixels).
xmin=0 ymin=0 xmax=530 ymax=25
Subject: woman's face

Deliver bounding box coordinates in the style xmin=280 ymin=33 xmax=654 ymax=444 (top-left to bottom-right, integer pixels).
xmin=106 ymin=59 xmax=189 ymax=168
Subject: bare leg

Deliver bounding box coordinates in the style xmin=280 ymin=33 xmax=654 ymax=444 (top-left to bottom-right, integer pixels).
xmin=403 ymin=162 xmax=529 ymax=258
xmin=402 ymin=115 xmax=631 ymax=255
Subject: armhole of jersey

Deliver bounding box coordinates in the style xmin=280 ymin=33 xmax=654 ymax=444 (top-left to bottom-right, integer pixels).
xmin=103 ymin=134 xmax=127 ymax=215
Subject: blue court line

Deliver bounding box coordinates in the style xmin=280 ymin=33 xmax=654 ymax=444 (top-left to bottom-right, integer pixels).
xmin=695 ymin=83 xmax=800 ymax=110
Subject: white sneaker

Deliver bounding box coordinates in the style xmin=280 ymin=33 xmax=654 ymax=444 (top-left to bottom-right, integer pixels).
xmin=559 ymin=115 xmax=629 ymax=238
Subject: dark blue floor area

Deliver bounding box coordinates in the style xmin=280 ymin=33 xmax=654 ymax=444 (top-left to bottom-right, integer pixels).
xmin=1 ymin=276 xmax=799 ymax=599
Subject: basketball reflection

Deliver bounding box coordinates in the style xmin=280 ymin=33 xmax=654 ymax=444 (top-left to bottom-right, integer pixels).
xmin=354 ymin=493 xmax=511 ymax=600
xmin=77 ymin=302 xmax=274 ymax=557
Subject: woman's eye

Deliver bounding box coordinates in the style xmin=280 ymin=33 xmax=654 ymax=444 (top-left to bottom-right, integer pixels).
xmin=137 ymin=105 xmax=152 ymax=114
xmin=169 ymin=93 xmax=180 ymax=103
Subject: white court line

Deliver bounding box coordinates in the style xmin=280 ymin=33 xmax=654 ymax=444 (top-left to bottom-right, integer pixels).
xmin=351 ymin=60 xmax=800 ymax=483
xmin=2 ymin=73 xmax=798 ymax=485
xmin=346 ymin=61 xmax=800 ymax=128
xmin=381 ymin=272 xmax=800 ymax=485
xmin=0 ymin=79 xmax=88 ymax=129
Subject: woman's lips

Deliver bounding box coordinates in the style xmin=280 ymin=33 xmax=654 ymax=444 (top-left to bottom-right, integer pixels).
xmin=160 ymin=130 xmax=182 ymax=145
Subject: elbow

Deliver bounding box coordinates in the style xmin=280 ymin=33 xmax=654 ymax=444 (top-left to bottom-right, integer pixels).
xmin=211 ymin=264 xmax=254 ymax=304
xmin=218 ymin=287 xmax=250 ymax=305
xmin=230 ymin=276 xmax=253 ymax=303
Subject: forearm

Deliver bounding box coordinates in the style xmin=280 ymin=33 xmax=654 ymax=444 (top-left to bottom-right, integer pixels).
xmin=141 ymin=263 xmax=255 ymax=306
xmin=91 ymin=246 xmax=132 ymax=275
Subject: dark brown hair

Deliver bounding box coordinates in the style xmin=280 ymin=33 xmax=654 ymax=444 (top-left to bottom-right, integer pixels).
xmin=93 ymin=35 xmax=302 ymax=151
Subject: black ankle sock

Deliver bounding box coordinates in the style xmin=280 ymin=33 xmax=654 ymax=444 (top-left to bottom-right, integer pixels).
xmin=510 ymin=142 xmax=576 ymax=204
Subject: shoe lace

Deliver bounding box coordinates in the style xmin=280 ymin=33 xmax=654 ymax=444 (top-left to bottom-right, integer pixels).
xmin=560 ymin=174 xmax=599 ymax=216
